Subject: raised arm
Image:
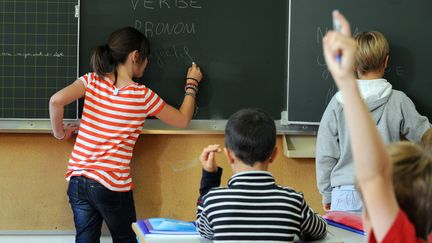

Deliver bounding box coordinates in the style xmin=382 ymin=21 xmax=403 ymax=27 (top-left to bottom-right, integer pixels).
xmin=155 ymin=63 xmax=202 ymax=128
xmin=323 ymin=11 xmax=399 ymax=241
xmin=49 ymin=79 xmax=85 ymax=140
xmin=195 ymin=144 xmax=223 ymax=240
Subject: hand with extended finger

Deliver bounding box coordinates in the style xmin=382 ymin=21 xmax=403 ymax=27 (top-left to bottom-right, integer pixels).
xmin=199 ymin=144 xmax=222 ymax=173
xmin=322 ymin=10 xmax=357 ymax=90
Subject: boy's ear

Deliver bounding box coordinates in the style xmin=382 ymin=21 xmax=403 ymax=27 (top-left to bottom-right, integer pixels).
xmin=383 ymin=55 xmax=389 ymax=69
xmin=269 ymin=147 xmax=278 ymax=163
xmin=224 ymin=147 xmax=235 ymax=164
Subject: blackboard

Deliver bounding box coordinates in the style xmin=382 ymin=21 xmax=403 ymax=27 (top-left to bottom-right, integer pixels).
xmin=0 ymin=0 xmax=288 ymax=122
xmin=79 ymin=0 xmax=287 ymax=120
xmin=288 ymin=0 xmax=432 ymax=123
xmin=0 ymin=0 xmax=79 ymax=119
xmin=7 ymin=0 xmax=431 ymax=129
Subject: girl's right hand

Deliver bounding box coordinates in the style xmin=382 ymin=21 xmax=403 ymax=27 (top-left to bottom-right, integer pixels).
xmin=187 ymin=63 xmax=202 ymax=85
xmin=57 ymin=123 xmax=79 ymax=141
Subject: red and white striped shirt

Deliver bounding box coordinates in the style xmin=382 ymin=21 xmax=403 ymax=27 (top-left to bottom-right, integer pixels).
xmin=66 ymin=72 xmax=165 ymax=191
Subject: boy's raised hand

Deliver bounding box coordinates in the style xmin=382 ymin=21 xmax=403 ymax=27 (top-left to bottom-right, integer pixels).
xmin=323 ymin=11 xmax=357 ymax=89
xmin=199 ymin=144 xmax=221 ymax=173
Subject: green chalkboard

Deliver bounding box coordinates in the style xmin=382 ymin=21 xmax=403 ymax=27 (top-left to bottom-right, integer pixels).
xmin=0 ymin=0 xmax=79 ymax=119
xmin=79 ymin=0 xmax=288 ymax=120
xmin=3 ymin=0 xmax=432 ymax=130
xmin=288 ymin=0 xmax=432 ymax=123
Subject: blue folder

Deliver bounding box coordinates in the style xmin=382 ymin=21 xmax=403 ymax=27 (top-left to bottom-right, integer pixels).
xmin=325 ymin=219 xmax=367 ymax=236
xmin=137 ymin=218 xmax=198 ymax=235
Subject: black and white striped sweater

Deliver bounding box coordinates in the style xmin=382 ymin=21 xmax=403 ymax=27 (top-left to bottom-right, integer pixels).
xmin=196 ymin=168 xmax=327 ymax=242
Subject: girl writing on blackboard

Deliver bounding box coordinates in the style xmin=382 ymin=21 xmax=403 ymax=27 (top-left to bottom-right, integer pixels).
xmin=49 ymin=26 xmax=202 ymax=243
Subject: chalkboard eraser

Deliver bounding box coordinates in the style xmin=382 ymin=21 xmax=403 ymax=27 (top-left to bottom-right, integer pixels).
xmin=282 ymin=135 xmax=316 ymax=158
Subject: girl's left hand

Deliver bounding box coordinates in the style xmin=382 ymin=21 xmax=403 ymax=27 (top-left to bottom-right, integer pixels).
xmin=64 ymin=123 xmax=79 ymax=140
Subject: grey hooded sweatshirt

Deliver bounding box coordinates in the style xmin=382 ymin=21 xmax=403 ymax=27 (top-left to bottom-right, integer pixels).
xmin=316 ymin=79 xmax=431 ymax=204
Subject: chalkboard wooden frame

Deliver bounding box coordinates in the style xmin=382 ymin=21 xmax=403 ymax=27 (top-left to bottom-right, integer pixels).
xmin=0 ymin=119 xmax=317 ymax=135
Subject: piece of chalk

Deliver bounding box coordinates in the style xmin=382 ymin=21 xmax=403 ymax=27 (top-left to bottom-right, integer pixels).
xmin=332 ymin=10 xmax=342 ymax=64
xmin=192 ymin=62 xmax=195 ymax=65
xmin=333 ymin=11 xmax=341 ymax=32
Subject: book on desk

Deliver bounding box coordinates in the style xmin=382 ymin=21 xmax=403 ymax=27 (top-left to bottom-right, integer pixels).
xmin=323 ymin=211 xmax=366 ymax=236
xmin=132 ymin=216 xmax=365 ymax=243
xmin=132 ymin=218 xmax=208 ymax=242
xmin=136 ymin=218 xmax=198 ymax=235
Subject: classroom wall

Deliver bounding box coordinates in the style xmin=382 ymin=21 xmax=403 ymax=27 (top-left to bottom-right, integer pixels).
xmin=0 ymin=133 xmax=322 ymax=230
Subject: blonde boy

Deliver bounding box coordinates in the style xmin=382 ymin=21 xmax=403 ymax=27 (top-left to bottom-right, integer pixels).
xmin=316 ymin=30 xmax=431 ymax=212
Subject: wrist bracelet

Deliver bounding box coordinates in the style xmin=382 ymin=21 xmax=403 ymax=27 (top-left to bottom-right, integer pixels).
xmin=186 ymin=82 xmax=198 ymax=88
xmin=186 ymin=77 xmax=200 ymax=84
xmin=185 ymin=87 xmax=198 ymax=93
xmin=185 ymin=91 xmax=196 ymax=99
xmin=54 ymin=132 xmax=66 ymax=140
xmin=184 ymin=83 xmax=198 ymax=93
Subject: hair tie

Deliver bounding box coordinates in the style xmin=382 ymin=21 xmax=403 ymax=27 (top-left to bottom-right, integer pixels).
xmin=104 ymin=44 xmax=111 ymax=54
xmin=104 ymin=44 xmax=115 ymax=64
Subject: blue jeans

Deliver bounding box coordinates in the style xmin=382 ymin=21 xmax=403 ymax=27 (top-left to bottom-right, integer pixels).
xmin=67 ymin=176 xmax=137 ymax=243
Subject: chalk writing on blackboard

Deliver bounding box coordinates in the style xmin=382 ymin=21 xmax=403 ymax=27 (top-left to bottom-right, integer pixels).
xmin=0 ymin=51 xmax=65 ymax=59
xmin=151 ymin=45 xmax=194 ymax=67
xmin=130 ymin=0 xmax=202 ymax=10
xmin=135 ymin=20 xmax=196 ymax=37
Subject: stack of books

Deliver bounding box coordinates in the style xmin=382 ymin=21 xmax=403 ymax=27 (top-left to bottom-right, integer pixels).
xmin=323 ymin=211 xmax=366 ymax=235
xmin=132 ymin=218 xmax=202 ymax=242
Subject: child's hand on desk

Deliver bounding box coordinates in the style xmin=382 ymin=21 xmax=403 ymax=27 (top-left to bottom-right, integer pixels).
xmin=199 ymin=144 xmax=221 ymax=173
xmin=323 ymin=203 xmax=331 ymax=212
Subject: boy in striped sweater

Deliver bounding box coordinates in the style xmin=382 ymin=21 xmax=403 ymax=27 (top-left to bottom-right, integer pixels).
xmin=196 ymin=108 xmax=327 ymax=242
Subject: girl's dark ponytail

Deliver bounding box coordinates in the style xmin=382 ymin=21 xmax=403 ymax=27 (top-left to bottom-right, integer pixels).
xmin=89 ymin=27 xmax=150 ymax=83
xmin=90 ymin=44 xmax=116 ymax=76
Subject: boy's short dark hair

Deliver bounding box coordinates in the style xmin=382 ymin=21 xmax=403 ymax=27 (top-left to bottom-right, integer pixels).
xmin=225 ymin=108 xmax=276 ymax=166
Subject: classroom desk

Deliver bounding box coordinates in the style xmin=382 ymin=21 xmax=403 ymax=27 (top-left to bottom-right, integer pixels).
xmin=132 ymin=224 xmax=366 ymax=243
xmin=296 ymin=225 xmax=365 ymax=243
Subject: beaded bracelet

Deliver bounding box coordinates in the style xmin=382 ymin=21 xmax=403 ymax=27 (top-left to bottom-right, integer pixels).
xmin=186 ymin=77 xmax=200 ymax=84
xmin=185 ymin=91 xmax=196 ymax=99
xmin=185 ymin=83 xmax=198 ymax=93
xmin=53 ymin=132 xmax=66 ymax=140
